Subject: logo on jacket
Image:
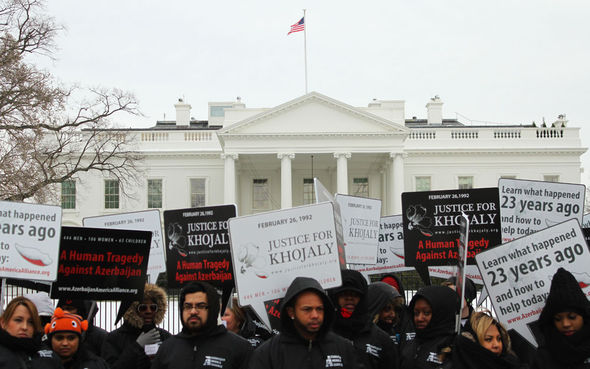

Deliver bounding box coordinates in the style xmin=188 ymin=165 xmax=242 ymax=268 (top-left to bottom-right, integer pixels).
xmin=426 ymin=352 xmax=442 ymax=364
xmin=325 ymin=355 xmax=343 ymax=367
xmin=365 ymin=344 xmax=382 ymax=358
xmin=203 ymin=356 xmax=226 ymax=368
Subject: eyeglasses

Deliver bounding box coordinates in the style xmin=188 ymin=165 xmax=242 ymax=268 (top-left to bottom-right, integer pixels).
xmin=183 ymin=303 xmax=209 ymax=312
xmin=137 ymin=304 xmax=158 ymax=313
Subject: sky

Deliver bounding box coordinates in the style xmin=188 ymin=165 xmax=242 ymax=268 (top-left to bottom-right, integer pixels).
xmin=39 ymin=1 xmax=590 ymax=181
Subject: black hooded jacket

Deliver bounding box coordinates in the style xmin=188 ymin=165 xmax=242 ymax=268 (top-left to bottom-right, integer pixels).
xmin=379 ymin=274 xmax=415 ymax=347
xmin=238 ymin=308 xmax=273 ymax=348
xmin=531 ymin=268 xmax=590 ymax=369
xmin=447 ymin=330 xmax=521 ymax=369
xmin=400 ymin=286 xmax=457 ymax=369
xmin=151 ymin=281 xmax=253 ymax=369
xmin=329 ymin=270 xmax=399 ymax=369
xmin=248 ymin=276 xmax=357 ymax=369
xmin=57 ymin=299 xmax=108 ymax=357
xmin=102 ymin=284 xmax=172 ymax=369
xmin=367 ymin=282 xmax=405 ymax=346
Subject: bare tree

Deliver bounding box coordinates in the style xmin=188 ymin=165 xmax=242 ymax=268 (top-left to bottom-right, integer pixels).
xmin=0 ymin=0 xmax=142 ymax=203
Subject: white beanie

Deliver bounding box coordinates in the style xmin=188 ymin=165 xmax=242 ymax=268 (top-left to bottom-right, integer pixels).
xmin=23 ymin=292 xmax=54 ymax=317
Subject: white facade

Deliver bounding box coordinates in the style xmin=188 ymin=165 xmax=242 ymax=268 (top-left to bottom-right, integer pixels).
xmin=60 ymin=92 xmax=586 ymax=225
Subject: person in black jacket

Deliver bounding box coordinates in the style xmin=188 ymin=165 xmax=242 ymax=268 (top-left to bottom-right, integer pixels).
xmin=102 ymin=283 xmax=171 ymax=369
xmin=532 ymin=267 xmax=590 ymax=369
xmin=329 ymin=270 xmax=398 ymax=369
xmin=380 ymin=273 xmax=415 ymax=346
xmin=367 ymin=282 xmax=405 ymax=354
xmin=248 ymin=276 xmax=357 ymax=369
xmin=448 ymin=310 xmax=521 ymax=369
xmin=57 ymin=299 xmax=108 ymax=357
xmin=0 ymin=296 xmax=62 ymax=369
xmin=222 ymin=296 xmax=272 ymax=348
xmin=151 ymin=281 xmax=252 ymax=369
xmin=400 ymin=285 xmax=458 ymax=369
xmin=45 ymin=307 xmax=109 ymax=369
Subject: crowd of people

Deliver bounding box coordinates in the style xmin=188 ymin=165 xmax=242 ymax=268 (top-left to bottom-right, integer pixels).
xmin=0 ymin=267 xmax=588 ymax=368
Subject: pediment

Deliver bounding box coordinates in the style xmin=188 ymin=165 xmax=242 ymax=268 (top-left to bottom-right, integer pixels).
xmin=218 ymin=92 xmax=408 ymax=136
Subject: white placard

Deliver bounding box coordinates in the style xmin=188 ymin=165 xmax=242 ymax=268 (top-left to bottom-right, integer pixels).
xmin=583 ymin=213 xmax=590 ymax=228
xmin=428 ymin=266 xmax=483 ymax=285
xmin=84 ymin=210 xmax=165 ymax=284
xmin=499 ymin=178 xmax=585 ymax=242
xmin=335 ymin=194 xmax=381 ymax=264
xmin=351 ymin=215 xmax=412 ymax=279
xmin=228 ymin=202 xmax=342 ymax=328
xmin=476 ymin=218 xmax=590 ymax=347
xmin=0 ymin=201 xmax=62 ymax=281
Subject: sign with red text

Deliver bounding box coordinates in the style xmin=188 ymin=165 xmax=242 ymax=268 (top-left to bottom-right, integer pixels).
xmin=0 ymin=201 xmax=62 ymax=282
xmin=84 ymin=210 xmax=165 ymax=284
xmin=335 ymin=194 xmax=381 ymax=264
xmin=164 ymin=204 xmax=236 ymax=289
xmin=350 ymin=215 xmax=413 ymax=280
xmin=476 ymin=219 xmax=590 ymax=347
xmin=402 ymin=188 xmax=501 ymax=266
xmin=499 ymin=179 xmax=585 ymax=243
xmin=229 ymin=202 xmax=341 ymax=328
xmin=51 ymin=226 xmax=151 ymax=300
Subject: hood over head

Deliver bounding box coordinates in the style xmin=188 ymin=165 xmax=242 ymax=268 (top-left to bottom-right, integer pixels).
xmin=57 ymin=299 xmax=99 ymax=322
xmin=124 ymin=283 xmax=168 ymax=329
xmin=380 ymin=274 xmax=406 ymax=300
xmin=409 ymin=285 xmax=458 ymax=339
xmin=179 ymin=281 xmax=221 ymax=334
xmin=446 ymin=276 xmax=477 ymax=307
xmin=367 ymin=281 xmax=401 ymax=318
xmin=280 ymin=276 xmax=334 ymax=338
xmin=328 ymin=269 xmax=370 ymax=338
xmin=539 ymin=267 xmax=590 ymax=327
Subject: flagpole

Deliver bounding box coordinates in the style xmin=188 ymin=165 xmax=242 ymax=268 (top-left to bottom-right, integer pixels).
xmin=303 ymin=9 xmax=308 ymax=94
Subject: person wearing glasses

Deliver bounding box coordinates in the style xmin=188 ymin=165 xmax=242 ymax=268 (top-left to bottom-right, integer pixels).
xmin=151 ymin=281 xmax=253 ymax=369
xmin=102 ymin=283 xmax=171 ymax=369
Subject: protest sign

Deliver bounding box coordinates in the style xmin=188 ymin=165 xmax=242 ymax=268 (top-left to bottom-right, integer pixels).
xmin=51 ymin=226 xmax=151 ymax=300
xmin=335 ymin=194 xmax=381 ymax=264
xmin=0 ymin=201 xmax=62 ymax=282
xmin=455 ymin=213 xmax=469 ymax=333
xmin=229 ymin=202 xmax=341 ymax=328
xmin=499 ymin=179 xmax=585 ymax=243
xmin=428 ymin=265 xmax=483 ymax=284
xmin=314 ymin=178 xmax=346 ymax=267
xmin=84 ymin=210 xmax=165 ymax=284
xmin=264 ymin=298 xmax=282 ymax=335
xmin=164 ymin=204 xmax=236 ymax=289
xmin=350 ymin=215 xmax=413 ymax=280
xmin=476 ymin=218 xmax=590 ymax=346
xmin=583 ymin=213 xmax=590 ymax=228
xmin=402 ymin=188 xmax=501 ymax=267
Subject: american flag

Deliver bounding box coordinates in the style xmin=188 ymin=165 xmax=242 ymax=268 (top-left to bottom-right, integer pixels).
xmin=287 ymin=17 xmax=305 ymax=35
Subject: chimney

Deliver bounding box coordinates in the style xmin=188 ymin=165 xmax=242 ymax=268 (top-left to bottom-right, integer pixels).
xmin=174 ymin=98 xmax=191 ymax=126
xmin=426 ymin=95 xmax=443 ymax=124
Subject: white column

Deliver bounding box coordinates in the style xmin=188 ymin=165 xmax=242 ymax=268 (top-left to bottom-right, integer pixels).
xmin=380 ymin=168 xmax=387 ymax=215
xmin=389 ymin=152 xmax=406 ymax=214
xmin=278 ymin=153 xmax=295 ymax=209
xmin=334 ymin=152 xmax=351 ymax=195
xmin=222 ymin=153 xmax=238 ymax=204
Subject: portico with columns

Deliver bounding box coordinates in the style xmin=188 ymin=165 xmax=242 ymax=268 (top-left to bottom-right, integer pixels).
xmin=217 ymin=92 xmax=409 ymax=215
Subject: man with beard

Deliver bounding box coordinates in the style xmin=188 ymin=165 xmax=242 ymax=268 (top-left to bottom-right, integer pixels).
xmin=151 ymin=281 xmax=252 ymax=369
xmin=248 ymin=276 xmax=357 ymax=369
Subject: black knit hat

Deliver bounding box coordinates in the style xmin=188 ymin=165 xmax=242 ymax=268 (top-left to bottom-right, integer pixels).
xmin=539 ymin=268 xmax=590 ymax=325
xmin=329 ymin=269 xmax=368 ymax=297
xmin=446 ymin=276 xmax=477 ymax=306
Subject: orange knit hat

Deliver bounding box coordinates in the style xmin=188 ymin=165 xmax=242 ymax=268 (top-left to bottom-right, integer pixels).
xmin=44 ymin=307 xmax=88 ymax=336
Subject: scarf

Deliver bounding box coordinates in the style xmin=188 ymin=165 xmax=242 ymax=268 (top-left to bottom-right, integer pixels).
xmin=543 ymin=322 xmax=590 ymax=366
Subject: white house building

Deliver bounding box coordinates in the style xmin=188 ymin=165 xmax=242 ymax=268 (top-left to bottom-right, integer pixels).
xmin=60 ymin=92 xmax=585 ymax=226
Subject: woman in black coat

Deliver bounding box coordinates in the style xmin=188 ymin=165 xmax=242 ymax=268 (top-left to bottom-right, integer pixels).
xmin=400 ymin=285 xmax=458 ymax=369
xmin=531 ymin=268 xmax=590 ymax=369
xmin=449 ymin=310 xmax=521 ymax=369
xmin=0 ymin=296 xmax=61 ymax=369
